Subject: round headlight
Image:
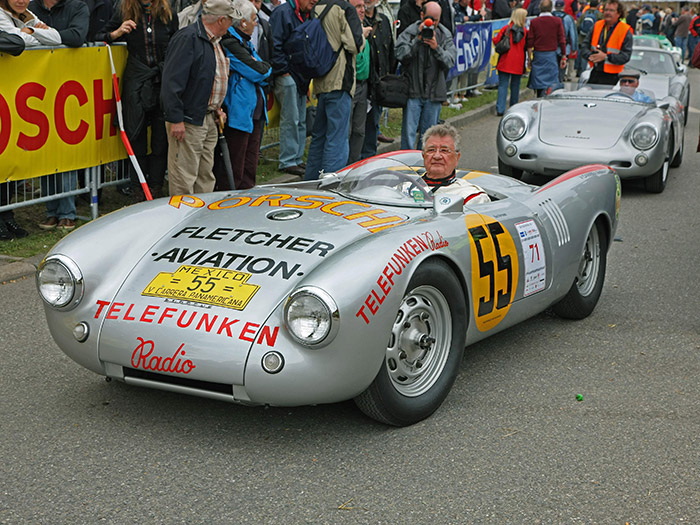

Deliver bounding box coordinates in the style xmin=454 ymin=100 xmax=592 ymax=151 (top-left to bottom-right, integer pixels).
xmin=284 ymin=287 xmax=339 ymax=347
xmin=631 ymin=124 xmax=658 ymax=150
xmin=36 ymin=255 xmax=83 ymax=309
xmin=501 ymin=115 xmax=527 ymax=141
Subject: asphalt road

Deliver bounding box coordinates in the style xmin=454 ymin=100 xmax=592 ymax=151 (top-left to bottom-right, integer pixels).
xmin=2 ymin=78 xmax=699 ymax=524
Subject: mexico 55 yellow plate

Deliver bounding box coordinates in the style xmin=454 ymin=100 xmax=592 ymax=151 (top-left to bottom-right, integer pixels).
xmin=142 ymin=265 xmax=260 ymax=310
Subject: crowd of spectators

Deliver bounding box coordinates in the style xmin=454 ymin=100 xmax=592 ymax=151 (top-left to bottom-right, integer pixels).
xmin=3 ymin=0 xmax=698 ymax=241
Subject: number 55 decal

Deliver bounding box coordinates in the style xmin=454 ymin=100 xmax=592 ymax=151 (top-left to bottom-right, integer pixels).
xmin=465 ymin=215 xmax=519 ymax=332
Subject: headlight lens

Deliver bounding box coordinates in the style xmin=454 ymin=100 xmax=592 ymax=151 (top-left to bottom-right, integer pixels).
xmin=284 ymin=287 xmax=339 ymax=347
xmin=501 ymin=115 xmax=527 ymax=141
xmin=631 ymin=124 xmax=658 ymax=150
xmin=36 ymin=255 xmax=83 ymax=309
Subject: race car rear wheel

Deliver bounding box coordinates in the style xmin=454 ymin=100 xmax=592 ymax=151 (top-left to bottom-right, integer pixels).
xmin=552 ymin=221 xmax=607 ymax=320
xmin=498 ymin=158 xmax=523 ymax=180
xmin=354 ymin=260 xmax=466 ymax=426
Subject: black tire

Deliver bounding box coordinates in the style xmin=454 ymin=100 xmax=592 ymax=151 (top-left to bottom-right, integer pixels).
xmin=670 ymin=131 xmax=683 ymax=168
xmin=354 ymin=259 xmax=467 ymax=426
xmin=498 ymin=157 xmax=523 ymax=180
xmin=553 ymin=221 xmax=607 ymax=320
xmin=644 ymin=143 xmax=670 ymax=193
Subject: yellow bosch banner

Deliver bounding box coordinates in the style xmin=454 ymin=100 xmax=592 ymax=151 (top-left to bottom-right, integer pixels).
xmin=0 ymin=45 xmax=128 ymax=182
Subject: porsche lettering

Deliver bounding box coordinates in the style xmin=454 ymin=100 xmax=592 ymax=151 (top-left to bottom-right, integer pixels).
xmin=168 ymin=194 xmax=408 ymax=233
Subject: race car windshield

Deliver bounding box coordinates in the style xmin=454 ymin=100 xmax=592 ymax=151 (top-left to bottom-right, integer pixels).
xmin=332 ymin=158 xmax=433 ymax=208
xmin=548 ymin=83 xmax=657 ymax=105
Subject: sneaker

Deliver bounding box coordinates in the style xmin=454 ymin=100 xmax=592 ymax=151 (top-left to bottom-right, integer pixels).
xmin=57 ymin=218 xmax=76 ymax=231
xmin=0 ymin=220 xmax=11 ymax=241
xmin=39 ymin=217 xmax=58 ymax=230
xmin=5 ymin=218 xmax=28 ymax=238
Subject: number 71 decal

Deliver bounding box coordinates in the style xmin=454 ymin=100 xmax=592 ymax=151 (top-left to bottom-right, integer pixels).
xmin=466 ymin=215 xmax=520 ymax=332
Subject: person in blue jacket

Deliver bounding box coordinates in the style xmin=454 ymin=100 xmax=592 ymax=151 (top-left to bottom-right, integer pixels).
xmin=219 ymin=0 xmax=271 ymax=189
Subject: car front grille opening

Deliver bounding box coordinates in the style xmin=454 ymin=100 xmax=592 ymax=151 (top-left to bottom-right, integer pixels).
xmin=123 ymin=367 xmax=234 ymax=396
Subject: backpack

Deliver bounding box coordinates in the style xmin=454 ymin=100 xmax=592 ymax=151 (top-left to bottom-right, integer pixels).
xmin=283 ymin=4 xmax=339 ymax=81
xmin=553 ymin=11 xmax=572 ymax=47
xmin=579 ymin=10 xmax=597 ymax=40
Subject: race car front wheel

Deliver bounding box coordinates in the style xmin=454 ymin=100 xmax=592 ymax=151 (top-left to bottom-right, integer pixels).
xmin=354 ymin=259 xmax=466 ymax=426
xmin=644 ymin=141 xmax=670 ymax=193
xmin=553 ymin=220 xmax=607 ymax=320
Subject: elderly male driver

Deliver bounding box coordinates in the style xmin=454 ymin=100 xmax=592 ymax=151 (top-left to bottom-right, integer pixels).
xmin=618 ymin=68 xmax=654 ymax=103
xmin=421 ymin=123 xmax=490 ymax=206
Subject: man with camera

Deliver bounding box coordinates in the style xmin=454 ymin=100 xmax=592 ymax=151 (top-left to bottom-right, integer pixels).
xmin=396 ymin=1 xmax=456 ymax=150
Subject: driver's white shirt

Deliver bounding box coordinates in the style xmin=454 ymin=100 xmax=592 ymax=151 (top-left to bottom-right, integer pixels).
xmin=431 ymin=177 xmax=491 ymax=206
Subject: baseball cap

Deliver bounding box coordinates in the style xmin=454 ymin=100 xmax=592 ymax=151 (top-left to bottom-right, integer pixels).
xmin=554 ymin=0 xmax=565 ymax=7
xmin=203 ymin=0 xmax=237 ymax=17
xmin=618 ymin=67 xmax=641 ymax=79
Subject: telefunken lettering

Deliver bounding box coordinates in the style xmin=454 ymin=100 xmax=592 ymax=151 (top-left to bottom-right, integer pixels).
xmin=95 ymin=300 xmax=279 ymax=346
xmin=356 ymin=231 xmax=449 ymax=324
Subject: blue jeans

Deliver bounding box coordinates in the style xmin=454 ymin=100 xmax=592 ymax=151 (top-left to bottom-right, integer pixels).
xmin=675 ymin=35 xmax=689 ymax=62
xmin=274 ymin=75 xmax=306 ymax=170
xmin=41 ymin=170 xmax=77 ymax=220
xmin=497 ymin=72 xmax=522 ymax=114
xmin=304 ymin=90 xmax=352 ymax=180
xmin=401 ymin=98 xmax=442 ymax=150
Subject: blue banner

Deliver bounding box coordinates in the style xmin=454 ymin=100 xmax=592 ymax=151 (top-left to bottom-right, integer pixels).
xmin=449 ymin=21 xmax=493 ymax=82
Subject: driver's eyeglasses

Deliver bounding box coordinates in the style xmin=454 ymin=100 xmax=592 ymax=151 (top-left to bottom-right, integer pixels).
xmin=619 ymin=78 xmax=637 ymax=84
xmin=424 ymin=146 xmax=455 ymax=156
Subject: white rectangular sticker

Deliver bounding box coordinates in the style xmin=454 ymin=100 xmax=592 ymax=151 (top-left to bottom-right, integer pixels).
xmin=515 ymin=220 xmax=546 ymax=296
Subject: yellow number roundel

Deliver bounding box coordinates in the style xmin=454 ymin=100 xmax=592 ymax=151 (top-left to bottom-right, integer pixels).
xmin=465 ymin=215 xmax=519 ymax=332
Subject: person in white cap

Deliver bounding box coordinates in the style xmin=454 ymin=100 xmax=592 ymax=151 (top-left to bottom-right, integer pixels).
xmin=161 ymin=0 xmax=236 ymax=195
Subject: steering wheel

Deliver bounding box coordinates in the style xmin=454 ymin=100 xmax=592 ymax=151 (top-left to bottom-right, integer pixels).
xmin=604 ymin=92 xmax=635 ymax=100
xmin=361 ymin=170 xmax=429 ymax=201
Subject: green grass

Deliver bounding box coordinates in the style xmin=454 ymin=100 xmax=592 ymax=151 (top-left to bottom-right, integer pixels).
xmin=0 ymin=85 xmax=508 ymax=259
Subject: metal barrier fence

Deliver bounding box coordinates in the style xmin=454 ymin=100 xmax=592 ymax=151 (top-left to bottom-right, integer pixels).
xmin=0 ymin=161 xmax=130 ymax=221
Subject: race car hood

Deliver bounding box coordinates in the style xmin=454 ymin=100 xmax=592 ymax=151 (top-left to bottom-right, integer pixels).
xmin=95 ymin=189 xmax=418 ymax=385
xmin=538 ymin=98 xmax=644 ymax=149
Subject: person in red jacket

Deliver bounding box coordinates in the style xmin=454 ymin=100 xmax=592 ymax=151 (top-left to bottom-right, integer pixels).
xmin=494 ymin=7 xmax=527 ymax=115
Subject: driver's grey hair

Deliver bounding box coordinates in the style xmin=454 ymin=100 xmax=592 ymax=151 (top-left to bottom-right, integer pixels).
xmin=422 ymin=123 xmax=461 ymax=152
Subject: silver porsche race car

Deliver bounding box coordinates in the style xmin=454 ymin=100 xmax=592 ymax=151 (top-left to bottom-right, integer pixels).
xmin=497 ymin=75 xmax=685 ymax=194
xmin=37 ymin=153 xmax=620 ymax=426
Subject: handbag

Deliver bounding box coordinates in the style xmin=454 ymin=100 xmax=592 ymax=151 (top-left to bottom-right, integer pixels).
xmin=376 ymin=74 xmax=409 ymax=108
xmin=494 ymin=24 xmax=511 ymax=55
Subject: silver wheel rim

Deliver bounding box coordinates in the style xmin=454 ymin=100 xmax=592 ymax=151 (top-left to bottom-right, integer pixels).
xmin=576 ymin=226 xmax=601 ymax=297
xmin=386 ymin=285 xmax=452 ymax=397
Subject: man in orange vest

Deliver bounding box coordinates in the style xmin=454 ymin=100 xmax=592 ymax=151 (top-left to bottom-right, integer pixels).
xmin=580 ymin=0 xmax=632 ymax=85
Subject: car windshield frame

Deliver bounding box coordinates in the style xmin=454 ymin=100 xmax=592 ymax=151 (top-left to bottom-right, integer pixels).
xmin=321 ymin=158 xmax=435 ymax=209
xmin=545 ymin=84 xmax=657 ymax=106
